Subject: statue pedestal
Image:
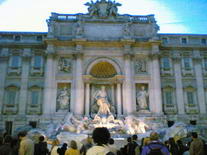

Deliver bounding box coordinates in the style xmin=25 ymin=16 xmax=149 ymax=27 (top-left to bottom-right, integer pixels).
xmin=138 ymin=110 xmax=151 ymax=114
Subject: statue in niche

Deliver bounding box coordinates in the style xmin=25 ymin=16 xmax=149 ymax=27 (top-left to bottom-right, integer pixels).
xmin=57 ymin=87 xmax=70 ymax=110
xmin=58 ymin=58 xmax=71 ymax=73
xmin=136 ymin=85 xmax=149 ymax=111
xmin=135 ymin=60 xmax=147 ymax=73
xmin=76 ymin=20 xmax=84 ymax=36
xmin=123 ymin=23 xmax=131 ymax=38
xmin=93 ymin=86 xmax=111 ymax=116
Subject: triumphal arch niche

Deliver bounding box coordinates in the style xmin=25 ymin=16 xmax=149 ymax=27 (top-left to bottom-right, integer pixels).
xmin=44 ymin=0 xmax=162 ymax=119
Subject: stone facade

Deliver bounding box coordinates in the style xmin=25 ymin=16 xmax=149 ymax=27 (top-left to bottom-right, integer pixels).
xmin=0 ymin=0 xmax=207 ymax=134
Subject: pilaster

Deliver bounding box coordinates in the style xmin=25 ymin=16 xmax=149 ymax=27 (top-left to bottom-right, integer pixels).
xmin=116 ymin=83 xmax=122 ymax=116
xmin=18 ymin=48 xmax=31 ymax=115
xmin=73 ymin=45 xmax=84 ymax=115
xmin=172 ymin=51 xmax=185 ymax=114
xmin=193 ymin=50 xmax=206 ymax=114
xmin=0 ymin=48 xmax=9 ymax=115
xmin=123 ymin=44 xmax=134 ymax=114
xmin=85 ymin=83 xmax=90 ymax=116
xmin=150 ymin=43 xmax=162 ymax=114
xmin=43 ymin=45 xmax=56 ymax=117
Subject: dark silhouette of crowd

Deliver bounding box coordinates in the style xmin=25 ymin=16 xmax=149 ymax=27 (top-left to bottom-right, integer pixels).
xmin=0 ymin=129 xmax=206 ymax=155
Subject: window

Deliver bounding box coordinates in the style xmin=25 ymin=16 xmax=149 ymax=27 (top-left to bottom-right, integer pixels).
xmin=201 ymin=38 xmax=206 ymax=45
xmin=31 ymin=91 xmax=39 ymax=105
xmin=162 ymin=38 xmax=168 ymax=44
xmin=36 ymin=36 xmax=43 ymax=41
xmin=183 ymin=58 xmax=191 ymax=70
xmin=165 ymin=91 xmax=173 ymax=105
xmin=181 ymin=38 xmax=187 ymax=44
xmin=162 ymin=58 xmax=170 ymax=70
xmin=34 ymin=56 xmax=42 ymax=69
xmin=204 ymin=59 xmax=207 ymax=70
xmin=14 ymin=35 xmax=21 ymax=41
xmin=29 ymin=121 xmax=37 ymax=128
xmin=187 ymin=91 xmax=194 ymax=105
xmin=190 ymin=120 xmax=196 ymax=125
xmin=7 ymin=90 xmax=16 ymax=105
xmin=11 ymin=55 xmax=20 ymax=68
xmin=5 ymin=121 xmax=12 ymax=135
xmin=167 ymin=121 xmax=174 ymax=127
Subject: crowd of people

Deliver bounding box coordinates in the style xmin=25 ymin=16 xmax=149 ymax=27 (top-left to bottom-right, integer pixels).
xmin=0 ymin=128 xmax=206 ymax=155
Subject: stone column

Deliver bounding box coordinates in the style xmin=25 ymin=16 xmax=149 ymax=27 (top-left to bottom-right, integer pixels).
xmin=43 ymin=45 xmax=56 ymax=116
xmin=0 ymin=48 xmax=9 ymax=115
xmin=150 ymin=44 xmax=162 ymax=114
xmin=18 ymin=49 xmax=31 ymax=115
xmin=123 ymin=53 xmax=133 ymax=114
xmin=116 ymin=83 xmax=122 ymax=115
xmin=172 ymin=52 xmax=185 ymax=114
xmin=73 ymin=48 xmax=84 ymax=115
xmin=85 ymin=83 xmax=90 ymax=116
xmin=111 ymin=84 xmax=115 ymax=105
xmin=193 ymin=50 xmax=206 ymax=114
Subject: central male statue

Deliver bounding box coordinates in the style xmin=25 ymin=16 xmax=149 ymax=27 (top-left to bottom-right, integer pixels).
xmin=93 ymin=86 xmax=111 ymax=115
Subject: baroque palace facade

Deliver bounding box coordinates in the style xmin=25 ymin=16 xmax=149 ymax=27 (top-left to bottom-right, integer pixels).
xmin=0 ymin=0 xmax=207 ymax=134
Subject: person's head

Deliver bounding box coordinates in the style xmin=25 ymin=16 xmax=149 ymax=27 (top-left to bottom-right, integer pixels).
xmin=132 ymin=134 xmax=138 ymax=141
xmin=150 ymin=132 xmax=159 ymax=141
xmin=4 ymin=135 xmax=12 ymax=144
xmin=191 ymin=132 xmax=198 ymax=139
xmin=92 ymin=127 xmax=110 ymax=145
xmin=39 ymin=135 xmax=45 ymax=142
xmin=17 ymin=131 xmax=27 ymax=140
xmin=70 ymin=140 xmax=78 ymax=150
xmin=62 ymin=143 xmax=67 ymax=148
xmin=168 ymin=137 xmax=176 ymax=145
xmin=127 ymin=137 xmax=132 ymax=143
xmin=108 ymin=138 xmax=114 ymax=145
xmin=143 ymin=137 xmax=150 ymax=146
xmin=176 ymin=140 xmax=183 ymax=145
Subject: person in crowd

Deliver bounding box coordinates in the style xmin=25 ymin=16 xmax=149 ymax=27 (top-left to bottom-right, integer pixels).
xmin=127 ymin=135 xmax=140 ymax=155
xmin=132 ymin=134 xmax=140 ymax=155
xmin=86 ymin=127 xmax=114 ymax=155
xmin=34 ymin=135 xmax=49 ymax=155
xmin=141 ymin=132 xmax=170 ymax=155
xmin=108 ymin=138 xmax=117 ymax=154
xmin=0 ymin=135 xmax=13 ymax=155
xmin=80 ymin=137 xmax=92 ymax=155
xmin=57 ymin=143 xmax=67 ymax=155
xmin=202 ymin=140 xmax=207 ymax=155
xmin=177 ymin=139 xmax=187 ymax=155
xmin=140 ymin=137 xmax=150 ymax=153
xmin=10 ymin=137 xmax=19 ymax=155
xmin=183 ymin=142 xmax=191 ymax=155
xmin=18 ymin=131 xmax=34 ymax=155
xmin=50 ymin=139 xmax=59 ymax=155
xmin=189 ymin=132 xmax=204 ymax=155
xmin=123 ymin=137 xmax=132 ymax=155
xmin=143 ymin=137 xmax=150 ymax=146
xmin=168 ymin=137 xmax=179 ymax=155
xmin=65 ymin=140 xmax=80 ymax=155
xmin=0 ymin=136 xmax=3 ymax=146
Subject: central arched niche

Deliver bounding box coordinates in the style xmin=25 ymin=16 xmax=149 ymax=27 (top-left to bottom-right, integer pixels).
xmin=90 ymin=61 xmax=117 ymax=78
